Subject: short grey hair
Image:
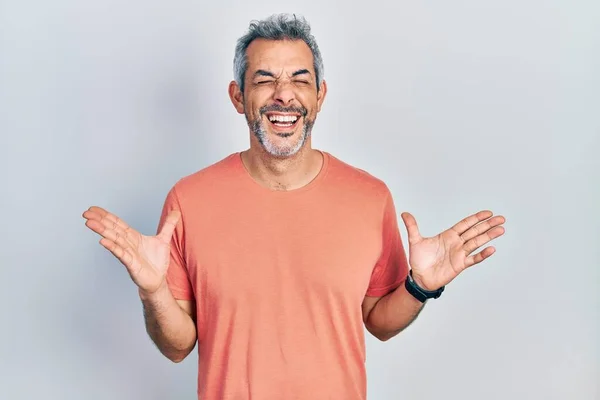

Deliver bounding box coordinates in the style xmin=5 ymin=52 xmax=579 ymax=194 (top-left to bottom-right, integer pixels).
xmin=233 ymin=14 xmax=324 ymax=93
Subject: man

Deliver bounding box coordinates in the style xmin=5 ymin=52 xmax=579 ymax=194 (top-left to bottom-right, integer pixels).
xmin=83 ymin=13 xmax=505 ymax=399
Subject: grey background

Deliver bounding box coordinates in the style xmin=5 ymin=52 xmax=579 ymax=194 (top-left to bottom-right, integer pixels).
xmin=1 ymin=0 xmax=598 ymax=399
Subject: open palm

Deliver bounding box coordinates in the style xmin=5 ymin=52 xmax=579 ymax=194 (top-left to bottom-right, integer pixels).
xmin=82 ymin=206 xmax=181 ymax=294
xmin=400 ymin=210 xmax=506 ymax=291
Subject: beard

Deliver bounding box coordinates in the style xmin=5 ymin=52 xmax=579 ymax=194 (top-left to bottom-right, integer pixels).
xmin=246 ymin=104 xmax=315 ymax=158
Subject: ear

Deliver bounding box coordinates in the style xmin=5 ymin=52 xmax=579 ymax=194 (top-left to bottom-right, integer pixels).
xmin=316 ymin=79 xmax=327 ymax=112
xmin=228 ymin=80 xmax=245 ymax=114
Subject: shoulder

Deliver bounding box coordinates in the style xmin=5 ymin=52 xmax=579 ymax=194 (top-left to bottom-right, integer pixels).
xmin=167 ymin=152 xmax=241 ymax=202
xmin=323 ymin=151 xmax=392 ymax=200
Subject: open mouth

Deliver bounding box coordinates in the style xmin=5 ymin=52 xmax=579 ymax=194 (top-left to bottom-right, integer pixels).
xmin=265 ymin=113 xmax=301 ymax=129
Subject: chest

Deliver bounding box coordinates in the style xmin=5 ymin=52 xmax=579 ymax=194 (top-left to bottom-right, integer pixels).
xmin=186 ymin=195 xmax=383 ymax=309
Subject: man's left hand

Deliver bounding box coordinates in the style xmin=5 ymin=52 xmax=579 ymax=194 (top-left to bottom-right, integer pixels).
xmin=400 ymin=210 xmax=506 ymax=291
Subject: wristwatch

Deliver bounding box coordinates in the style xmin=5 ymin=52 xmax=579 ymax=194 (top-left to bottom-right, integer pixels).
xmin=404 ymin=270 xmax=445 ymax=303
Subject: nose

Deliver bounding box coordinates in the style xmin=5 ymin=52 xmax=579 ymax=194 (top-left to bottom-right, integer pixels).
xmin=272 ymin=81 xmax=296 ymax=106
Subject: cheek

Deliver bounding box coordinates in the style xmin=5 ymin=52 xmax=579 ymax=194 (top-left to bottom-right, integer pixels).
xmin=298 ymin=92 xmax=319 ymax=111
xmin=306 ymin=102 xmax=319 ymax=119
xmin=242 ymin=98 xmax=258 ymax=117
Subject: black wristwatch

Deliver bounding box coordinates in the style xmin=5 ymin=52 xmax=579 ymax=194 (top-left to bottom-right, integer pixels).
xmin=404 ymin=270 xmax=445 ymax=303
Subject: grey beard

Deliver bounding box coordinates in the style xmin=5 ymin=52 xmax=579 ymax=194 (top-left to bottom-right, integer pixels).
xmin=250 ymin=117 xmax=314 ymax=157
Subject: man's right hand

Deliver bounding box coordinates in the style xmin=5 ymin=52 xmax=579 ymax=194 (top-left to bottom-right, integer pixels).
xmin=82 ymin=206 xmax=181 ymax=296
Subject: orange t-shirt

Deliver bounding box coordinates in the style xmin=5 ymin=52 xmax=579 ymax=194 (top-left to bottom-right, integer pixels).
xmin=157 ymin=151 xmax=409 ymax=399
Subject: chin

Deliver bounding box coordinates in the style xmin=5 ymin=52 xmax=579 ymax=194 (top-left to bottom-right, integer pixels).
xmin=250 ymin=115 xmax=313 ymax=158
xmin=260 ymin=140 xmax=305 ymax=158
xmin=259 ymin=131 xmax=308 ymax=157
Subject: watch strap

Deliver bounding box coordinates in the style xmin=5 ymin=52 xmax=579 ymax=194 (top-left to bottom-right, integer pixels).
xmin=404 ymin=270 xmax=445 ymax=303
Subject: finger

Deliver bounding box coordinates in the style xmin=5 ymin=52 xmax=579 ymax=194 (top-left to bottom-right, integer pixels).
xmin=99 ymin=237 xmax=136 ymax=269
xmin=464 ymin=246 xmax=496 ymax=268
xmin=464 ymin=226 xmax=505 ymax=255
xmin=460 ymin=215 xmax=506 ymax=242
xmin=84 ymin=207 xmax=139 ymax=247
xmin=157 ymin=210 xmax=181 ymax=243
xmin=83 ymin=206 xmax=133 ymax=234
xmin=84 ymin=217 xmax=110 ymax=236
xmin=451 ymin=210 xmax=494 ymax=237
xmin=108 ymin=226 xmax=136 ymax=251
xmin=85 ymin=216 xmax=137 ymax=251
xmin=83 ymin=206 xmax=116 ymax=223
xmin=400 ymin=212 xmax=422 ymax=244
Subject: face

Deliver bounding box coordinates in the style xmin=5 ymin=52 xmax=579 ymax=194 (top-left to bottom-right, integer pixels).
xmin=229 ymin=38 xmax=327 ymax=158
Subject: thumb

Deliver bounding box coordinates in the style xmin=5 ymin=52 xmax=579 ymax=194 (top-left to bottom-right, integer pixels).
xmin=401 ymin=212 xmax=422 ymax=244
xmin=157 ymin=210 xmax=181 ymax=242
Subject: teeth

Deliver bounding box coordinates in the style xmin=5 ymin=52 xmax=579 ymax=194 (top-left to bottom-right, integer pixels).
xmin=268 ymin=115 xmax=298 ymax=123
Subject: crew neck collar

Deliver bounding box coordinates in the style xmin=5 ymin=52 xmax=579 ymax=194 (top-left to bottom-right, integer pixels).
xmin=231 ymin=150 xmax=330 ymax=195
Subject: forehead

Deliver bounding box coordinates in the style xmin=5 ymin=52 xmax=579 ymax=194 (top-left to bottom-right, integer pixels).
xmin=245 ymin=38 xmax=314 ymax=73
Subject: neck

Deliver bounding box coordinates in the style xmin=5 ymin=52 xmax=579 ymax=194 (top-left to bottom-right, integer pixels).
xmin=241 ymin=143 xmax=323 ymax=191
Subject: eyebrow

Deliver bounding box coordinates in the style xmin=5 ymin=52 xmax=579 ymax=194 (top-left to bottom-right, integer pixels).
xmin=253 ymin=69 xmax=312 ymax=79
xmin=292 ymin=69 xmax=311 ymax=77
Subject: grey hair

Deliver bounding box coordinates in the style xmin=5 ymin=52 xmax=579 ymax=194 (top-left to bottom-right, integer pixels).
xmin=233 ymin=13 xmax=324 ymax=93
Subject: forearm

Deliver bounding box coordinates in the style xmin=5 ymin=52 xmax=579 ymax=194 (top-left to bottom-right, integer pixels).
xmin=366 ymin=281 xmax=425 ymax=341
xmin=139 ymin=283 xmax=197 ymax=362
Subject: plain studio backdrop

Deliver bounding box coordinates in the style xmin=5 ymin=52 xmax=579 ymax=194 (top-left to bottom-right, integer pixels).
xmin=1 ymin=0 xmax=598 ymax=399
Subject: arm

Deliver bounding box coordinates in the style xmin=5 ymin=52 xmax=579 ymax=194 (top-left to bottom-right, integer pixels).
xmin=362 ymin=191 xmax=418 ymax=341
xmin=363 ymin=209 xmax=506 ymax=342
xmin=82 ymin=195 xmax=201 ymax=363
xmin=362 ymin=280 xmax=425 ymax=341
xmin=140 ymin=283 xmax=197 ymax=363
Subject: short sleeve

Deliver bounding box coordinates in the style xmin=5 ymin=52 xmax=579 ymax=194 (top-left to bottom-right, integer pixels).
xmin=365 ymin=189 xmax=409 ymax=297
xmin=157 ymin=186 xmax=195 ymax=301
